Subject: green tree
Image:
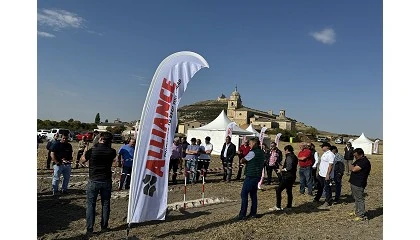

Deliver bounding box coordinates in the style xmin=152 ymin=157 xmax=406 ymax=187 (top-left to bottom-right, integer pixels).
xmin=105 ymin=119 xmax=108 ymax=123
xmin=95 ymin=113 xmax=101 ymax=124
xmin=305 ymin=127 xmax=319 ymax=138
xmin=106 ymin=125 xmax=126 ymax=134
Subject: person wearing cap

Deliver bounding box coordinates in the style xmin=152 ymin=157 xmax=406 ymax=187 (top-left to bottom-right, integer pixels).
xmin=220 ymin=136 xmax=236 ymax=182
xmin=344 ymin=142 xmax=355 ymax=175
xmin=297 ymin=142 xmax=314 ymax=195
xmin=185 ymin=138 xmax=200 ymax=184
xmin=314 ymin=142 xmax=335 ymax=208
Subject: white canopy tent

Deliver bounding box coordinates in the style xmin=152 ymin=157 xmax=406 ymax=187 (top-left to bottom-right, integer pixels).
xmin=245 ymin=124 xmax=259 ymax=136
xmin=351 ymin=133 xmax=374 ymax=155
xmin=187 ymin=110 xmax=254 ymax=155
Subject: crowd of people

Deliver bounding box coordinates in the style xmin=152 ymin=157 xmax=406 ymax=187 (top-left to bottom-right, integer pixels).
xmin=169 ymin=136 xmax=371 ymax=222
xmin=42 ymin=132 xmax=371 ymax=234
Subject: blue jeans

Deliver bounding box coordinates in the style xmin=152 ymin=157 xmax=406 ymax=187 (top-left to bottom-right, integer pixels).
xmin=185 ymin=159 xmax=197 ymax=183
xmin=299 ymin=166 xmax=313 ymax=194
xmin=86 ymin=180 xmax=112 ymax=232
xmin=239 ymin=176 xmax=260 ymax=218
xmin=52 ymin=164 xmax=71 ymax=192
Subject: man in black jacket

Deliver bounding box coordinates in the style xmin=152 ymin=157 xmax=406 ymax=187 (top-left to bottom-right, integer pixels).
xmin=81 ymin=132 xmax=117 ymax=234
xmin=269 ymin=145 xmax=298 ymax=211
xmin=220 ymin=136 xmax=236 ymax=182
xmin=344 ymin=142 xmax=355 ymax=175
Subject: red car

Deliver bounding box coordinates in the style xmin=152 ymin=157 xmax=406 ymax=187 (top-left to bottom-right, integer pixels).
xmin=76 ymin=131 xmax=94 ymax=141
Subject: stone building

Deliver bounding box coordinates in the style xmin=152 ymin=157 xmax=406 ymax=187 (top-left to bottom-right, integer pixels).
xmin=177 ymin=120 xmax=207 ymax=134
xmin=225 ymin=87 xmax=296 ymax=131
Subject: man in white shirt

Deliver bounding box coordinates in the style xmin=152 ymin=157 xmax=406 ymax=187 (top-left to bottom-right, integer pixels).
xmin=314 ymin=142 xmax=335 ymax=208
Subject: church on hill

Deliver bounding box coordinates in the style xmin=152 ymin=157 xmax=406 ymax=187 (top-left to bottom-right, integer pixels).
xmin=220 ymin=87 xmax=296 ymax=131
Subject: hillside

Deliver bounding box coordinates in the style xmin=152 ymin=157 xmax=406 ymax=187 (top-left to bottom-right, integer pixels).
xmin=178 ymin=100 xmax=315 ymax=132
xmin=178 ymin=100 xmax=228 ymax=122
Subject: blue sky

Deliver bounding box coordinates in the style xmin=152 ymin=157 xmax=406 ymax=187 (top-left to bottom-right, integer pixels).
xmin=37 ymin=0 xmax=383 ymax=139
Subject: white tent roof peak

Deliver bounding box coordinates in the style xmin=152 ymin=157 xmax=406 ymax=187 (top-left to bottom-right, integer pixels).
xmin=192 ymin=110 xmax=252 ymax=135
xmin=245 ymin=124 xmax=259 ymax=136
xmin=195 ymin=110 xmax=231 ymax=130
xmin=353 ymin=133 xmax=374 ymax=144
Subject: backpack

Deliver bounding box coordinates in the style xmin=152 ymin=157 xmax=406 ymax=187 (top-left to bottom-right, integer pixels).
xmin=334 ymin=161 xmax=345 ymax=177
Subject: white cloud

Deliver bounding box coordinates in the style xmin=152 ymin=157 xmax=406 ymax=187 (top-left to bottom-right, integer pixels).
xmin=310 ymin=28 xmax=336 ymax=45
xmin=37 ymin=9 xmax=85 ymax=31
xmin=86 ymin=30 xmax=104 ymax=36
xmin=37 ymin=31 xmax=55 ymax=38
xmin=130 ymin=74 xmax=145 ymax=81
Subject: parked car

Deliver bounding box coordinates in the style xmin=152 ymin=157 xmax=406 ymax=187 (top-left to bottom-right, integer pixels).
xmin=46 ymin=128 xmax=73 ymax=141
xmin=37 ymin=129 xmax=49 ymax=139
xmin=76 ymin=131 xmax=94 ymax=142
xmin=317 ymin=136 xmax=328 ymax=143
xmin=334 ymin=137 xmax=344 ymax=144
xmin=112 ymin=133 xmax=123 ymax=144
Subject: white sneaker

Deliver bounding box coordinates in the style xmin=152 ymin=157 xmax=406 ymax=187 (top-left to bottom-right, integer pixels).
xmin=269 ymin=206 xmax=283 ymax=211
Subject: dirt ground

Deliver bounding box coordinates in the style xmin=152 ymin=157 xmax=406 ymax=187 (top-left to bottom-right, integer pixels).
xmin=37 ymin=141 xmax=383 ymax=240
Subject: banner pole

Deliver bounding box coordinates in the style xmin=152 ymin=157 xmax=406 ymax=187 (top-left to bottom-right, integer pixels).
xmin=202 ymin=168 xmax=205 ymax=206
xmin=126 ymin=223 xmax=131 ymax=239
xmin=184 ymin=169 xmax=187 ymax=209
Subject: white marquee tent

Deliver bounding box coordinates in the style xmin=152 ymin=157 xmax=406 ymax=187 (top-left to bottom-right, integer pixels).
xmin=187 ymin=110 xmax=254 ymax=155
xmin=245 ymin=124 xmax=259 ymax=136
xmin=351 ymin=133 xmax=374 ymax=155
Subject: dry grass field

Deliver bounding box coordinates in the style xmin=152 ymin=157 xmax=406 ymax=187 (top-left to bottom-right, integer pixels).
xmin=37 ymin=140 xmax=383 ymax=240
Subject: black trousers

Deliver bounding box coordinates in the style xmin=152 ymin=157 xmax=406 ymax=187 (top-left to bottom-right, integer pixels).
xmin=276 ymin=177 xmax=295 ymax=208
xmin=46 ymin=151 xmax=52 ymax=169
xmin=266 ymin=165 xmax=280 ymax=184
xmin=169 ymin=158 xmax=179 ymax=184
xmin=312 ymin=168 xmax=320 ymax=190
xmin=196 ymin=159 xmax=210 ymax=181
xmin=314 ymin=175 xmax=333 ymax=204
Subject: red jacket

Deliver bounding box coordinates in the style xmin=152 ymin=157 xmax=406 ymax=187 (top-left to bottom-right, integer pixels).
xmin=238 ymin=144 xmax=251 ymax=159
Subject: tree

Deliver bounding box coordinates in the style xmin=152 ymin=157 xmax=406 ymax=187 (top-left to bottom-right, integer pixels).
xmin=105 ymin=119 xmax=108 ymax=123
xmin=106 ymin=125 xmax=126 ymax=134
xmin=95 ymin=113 xmax=101 ymax=124
xmin=68 ymin=118 xmax=74 ymax=123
